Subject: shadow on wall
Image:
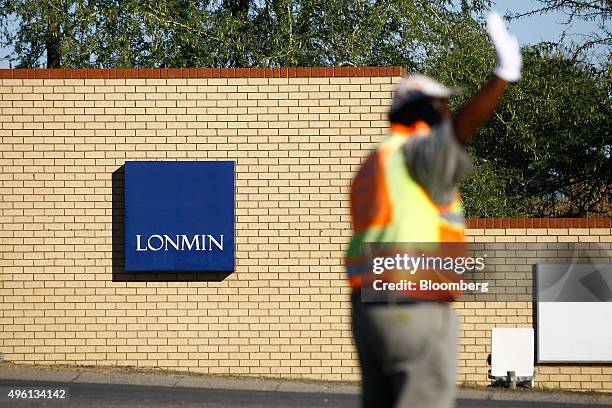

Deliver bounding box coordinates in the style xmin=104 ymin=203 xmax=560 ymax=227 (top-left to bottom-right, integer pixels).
xmin=111 ymin=165 xmax=232 ymax=283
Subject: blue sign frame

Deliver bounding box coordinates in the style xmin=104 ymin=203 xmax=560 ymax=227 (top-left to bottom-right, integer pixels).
xmin=124 ymin=161 xmax=235 ymax=272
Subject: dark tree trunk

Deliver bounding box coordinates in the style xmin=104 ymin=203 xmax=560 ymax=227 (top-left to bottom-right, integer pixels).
xmin=46 ymin=36 xmax=60 ymax=68
xmin=46 ymin=1 xmax=61 ymax=68
xmin=228 ymin=0 xmax=249 ymax=16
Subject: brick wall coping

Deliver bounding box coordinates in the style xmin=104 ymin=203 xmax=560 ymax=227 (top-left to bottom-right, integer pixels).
xmin=466 ymin=218 xmax=612 ymax=229
xmin=0 ymin=66 xmax=406 ymax=80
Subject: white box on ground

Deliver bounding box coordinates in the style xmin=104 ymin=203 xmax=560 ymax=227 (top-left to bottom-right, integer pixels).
xmin=491 ymin=328 xmax=534 ymax=378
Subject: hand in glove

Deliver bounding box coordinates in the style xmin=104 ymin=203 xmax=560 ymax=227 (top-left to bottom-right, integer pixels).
xmin=487 ymin=12 xmax=522 ymax=82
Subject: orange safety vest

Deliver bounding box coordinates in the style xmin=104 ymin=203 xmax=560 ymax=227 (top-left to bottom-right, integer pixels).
xmin=345 ymin=121 xmax=467 ymax=301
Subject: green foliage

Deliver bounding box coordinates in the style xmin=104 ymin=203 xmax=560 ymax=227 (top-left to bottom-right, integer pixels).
xmin=414 ymin=15 xmax=611 ymax=217
xmin=455 ymin=44 xmax=611 ymax=217
xmin=0 ymin=0 xmax=491 ymax=68
xmin=459 ymin=159 xmax=530 ymax=217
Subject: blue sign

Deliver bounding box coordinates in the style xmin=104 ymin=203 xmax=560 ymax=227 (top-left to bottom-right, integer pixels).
xmin=124 ymin=161 xmax=235 ymax=272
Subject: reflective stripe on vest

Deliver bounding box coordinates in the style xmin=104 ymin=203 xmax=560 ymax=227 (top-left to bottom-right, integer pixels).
xmin=345 ymin=121 xmax=466 ymax=300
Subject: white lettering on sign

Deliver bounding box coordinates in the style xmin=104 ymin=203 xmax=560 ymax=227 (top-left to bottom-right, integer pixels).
xmin=136 ymin=234 xmax=224 ymax=252
xmin=181 ymin=235 xmax=200 ymax=251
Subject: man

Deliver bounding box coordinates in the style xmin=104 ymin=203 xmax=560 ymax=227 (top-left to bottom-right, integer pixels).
xmin=346 ymin=12 xmax=522 ymax=408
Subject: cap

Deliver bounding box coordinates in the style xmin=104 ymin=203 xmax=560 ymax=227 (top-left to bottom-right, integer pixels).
xmin=390 ymin=74 xmax=461 ymax=115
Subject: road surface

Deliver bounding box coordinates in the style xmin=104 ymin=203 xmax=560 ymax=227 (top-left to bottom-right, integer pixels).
xmin=1 ymin=380 xmax=610 ymax=408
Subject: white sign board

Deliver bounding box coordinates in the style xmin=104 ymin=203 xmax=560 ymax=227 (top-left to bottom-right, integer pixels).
xmin=535 ymin=264 xmax=612 ymax=363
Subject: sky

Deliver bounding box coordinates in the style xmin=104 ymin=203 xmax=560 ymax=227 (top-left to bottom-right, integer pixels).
xmin=0 ymin=1 xmax=605 ymax=68
xmin=502 ymin=1 xmax=606 ymax=56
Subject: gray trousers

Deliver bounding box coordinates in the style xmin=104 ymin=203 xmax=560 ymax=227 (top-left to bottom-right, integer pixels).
xmin=352 ymin=299 xmax=457 ymax=408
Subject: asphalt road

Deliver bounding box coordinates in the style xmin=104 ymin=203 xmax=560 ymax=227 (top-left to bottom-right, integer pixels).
xmin=1 ymin=380 xmax=610 ymax=408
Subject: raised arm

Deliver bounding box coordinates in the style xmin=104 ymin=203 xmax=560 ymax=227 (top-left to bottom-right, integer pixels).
xmin=453 ymin=12 xmax=522 ymax=144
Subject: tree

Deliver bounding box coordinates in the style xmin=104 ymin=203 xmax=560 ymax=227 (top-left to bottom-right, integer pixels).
xmin=455 ymin=44 xmax=611 ymax=217
xmin=0 ymin=0 xmax=491 ymax=68
xmin=409 ymin=10 xmax=611 ymax=218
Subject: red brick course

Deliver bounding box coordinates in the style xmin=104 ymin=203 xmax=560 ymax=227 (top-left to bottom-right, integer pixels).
xmin=466 ymin=218 xmax=612 ymax=229
xmin=0 ymin=66 xmax=407 ymax=79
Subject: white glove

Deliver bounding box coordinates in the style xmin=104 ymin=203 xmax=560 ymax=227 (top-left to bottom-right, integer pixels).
xmin=487 ymin=11 xmax=522 ymax=82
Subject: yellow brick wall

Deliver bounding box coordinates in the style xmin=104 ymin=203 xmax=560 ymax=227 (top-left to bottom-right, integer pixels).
xmin=1 ymin=74 xmax=611 ymax=392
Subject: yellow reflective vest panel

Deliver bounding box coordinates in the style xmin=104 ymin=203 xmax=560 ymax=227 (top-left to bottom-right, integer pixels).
xmin=345 ymin=122 xmax=466 ymax=301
